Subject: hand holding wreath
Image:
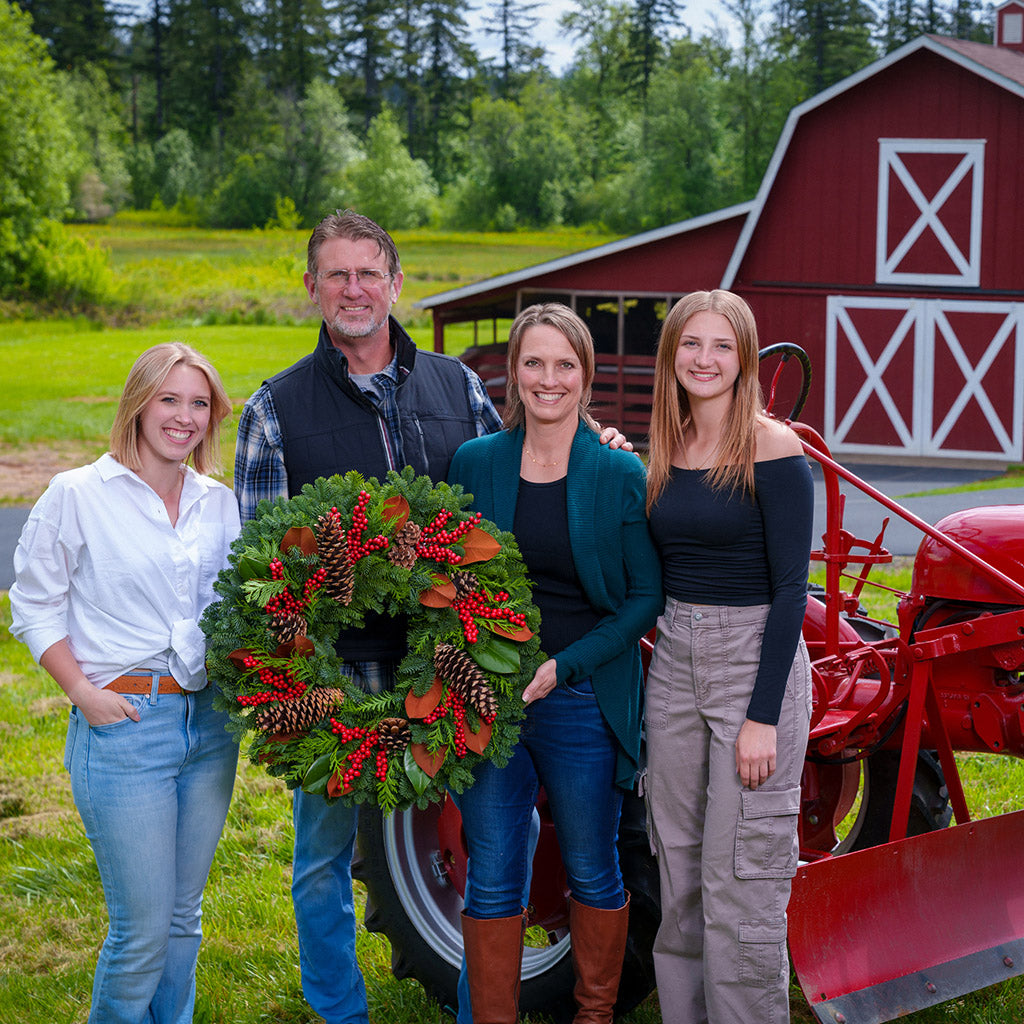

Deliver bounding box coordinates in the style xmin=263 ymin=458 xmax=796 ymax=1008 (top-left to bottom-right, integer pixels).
xmin=201 ymin=467 xmax=542 ymax=814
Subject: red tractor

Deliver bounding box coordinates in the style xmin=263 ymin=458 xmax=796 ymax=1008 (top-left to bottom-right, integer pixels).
xmin=354 ymin=345 xmax=1024 ymax=1024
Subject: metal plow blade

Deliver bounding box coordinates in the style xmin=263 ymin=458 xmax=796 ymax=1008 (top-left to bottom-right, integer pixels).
xmin=789 ymin=809 xmax=1024 ymax=1024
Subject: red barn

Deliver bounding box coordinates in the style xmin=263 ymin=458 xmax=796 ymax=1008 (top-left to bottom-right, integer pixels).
xmin=420 ymin=19 xmax=1024 ymax=463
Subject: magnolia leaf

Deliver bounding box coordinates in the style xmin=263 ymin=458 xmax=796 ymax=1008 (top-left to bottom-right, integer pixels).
xmin=237 ymin=553 xmax=267 ymax=581
xmin=464 ymin=718 xmax=492 ymax=755
xmin=281 ymin=526 xmax=317 ymax=556
xmin=458 ymin=527 xmax=501 ymax=565
xmin=326 ymin=771 xmax=344 ymax=799
xmin=429 ymin=574 xmax=457 ymax=600
xmin=276 ymin=636 xmax=315 ymax=659
xmin=405 ymin=676 xmax=443 ymax=718
xmin=411 ymin=742 xmax=447 ymax=778
xmin=481 ymin=619 xmax=534 ymax=642
xmin=302 ymin=750 xmax=336 ymax=794
xmin=404 ymin=744 xmax=432 ymax=796
xmin=419 ymin=587 xmax=453 ymax=608
xmin=382 ymin=494 xmax=410 ymax=529
xmin=469 ymin=636 xmax=521 ymax=674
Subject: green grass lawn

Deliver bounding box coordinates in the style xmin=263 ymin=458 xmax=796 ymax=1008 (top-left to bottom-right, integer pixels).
xmin=3 ymin=578 xmax=1023 ymax=1024
xmin=3 ymin=224 xmax=1023 ymax=1022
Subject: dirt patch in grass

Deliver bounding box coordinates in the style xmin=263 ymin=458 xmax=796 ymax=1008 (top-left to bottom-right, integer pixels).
xmin=0 ymin=443 xmax=103 ymax=504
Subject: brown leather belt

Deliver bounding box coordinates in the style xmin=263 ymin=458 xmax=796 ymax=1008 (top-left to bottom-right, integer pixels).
xmin=109 ymin=674 xmax=193 ymax=695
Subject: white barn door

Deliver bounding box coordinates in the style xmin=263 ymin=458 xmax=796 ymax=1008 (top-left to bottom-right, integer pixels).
xmin=826 ymin=297 xmax=1024 ymax=461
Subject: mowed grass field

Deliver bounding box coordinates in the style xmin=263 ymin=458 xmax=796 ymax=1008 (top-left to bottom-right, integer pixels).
xmin=2 ymin=222 xmax=1023 ymax=1023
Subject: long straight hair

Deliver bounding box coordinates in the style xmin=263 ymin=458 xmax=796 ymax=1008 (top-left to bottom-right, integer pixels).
xmin=647 ymin=290 xmax=764 ymax=513
xmin=502 ymin=303 xmax=600 ymax=432
xmin=110 ymin=343 xmax=232 ymax=475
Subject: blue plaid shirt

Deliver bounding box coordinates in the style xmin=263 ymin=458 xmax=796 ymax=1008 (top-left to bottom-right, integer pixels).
xmin=234 ymin=332 xmax=502 ymax=522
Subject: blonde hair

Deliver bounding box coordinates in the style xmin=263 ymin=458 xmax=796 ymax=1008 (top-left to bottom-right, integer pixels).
xmin=503 ymin=303 xmax=599 ymax=432
xmin=110 ymin=343 xmax=232 ymax=475
xmin=647 ymin=290 xmax=763 ymax=513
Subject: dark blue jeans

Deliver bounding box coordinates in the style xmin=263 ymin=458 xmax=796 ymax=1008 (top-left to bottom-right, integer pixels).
xmin=457 ymin=679 xmax=625 ymax=920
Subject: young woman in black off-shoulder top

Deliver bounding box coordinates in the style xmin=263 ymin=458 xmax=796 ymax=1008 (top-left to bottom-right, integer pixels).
xmin=644 ymin=290 xmax=813 ymax=1024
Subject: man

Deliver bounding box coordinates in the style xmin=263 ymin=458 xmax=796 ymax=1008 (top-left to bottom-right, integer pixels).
xmin=235 ymin=210 xmax=625 ymax=1024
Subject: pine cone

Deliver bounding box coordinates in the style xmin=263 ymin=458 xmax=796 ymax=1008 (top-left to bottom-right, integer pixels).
xmin=393 ymin=522 xmax=423 ymax=547
xmin=377 ymin=716 xmax=412 ymax=756
xmin=434 ymin=642 xmax=499 ymax=721
xmin=452 ymin=571 xmax=479 ymax=600
xmin=316 ymin=512 xmax=354 ymax=604
xmin=387 ymin=543 xmax=418 ymax=569
xmin=255 ymin=687 xmax=344 ymax=734
xmin=269 ymin=610 xmax=307 ymax=644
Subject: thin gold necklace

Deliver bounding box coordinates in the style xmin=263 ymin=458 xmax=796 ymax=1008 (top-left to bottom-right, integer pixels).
xmin=524 ymin=446 xmax=561 ymax=468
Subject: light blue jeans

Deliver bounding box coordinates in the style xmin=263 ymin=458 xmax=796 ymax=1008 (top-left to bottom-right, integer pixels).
xmin=66 ymin=684 xmax=238 ymax=1024
xmin=291 ymin=661 xmax=394 ymax=1024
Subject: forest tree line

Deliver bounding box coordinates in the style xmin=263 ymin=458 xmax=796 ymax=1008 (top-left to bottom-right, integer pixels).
xmin=1 ymin=0 xmax=995 ymax=302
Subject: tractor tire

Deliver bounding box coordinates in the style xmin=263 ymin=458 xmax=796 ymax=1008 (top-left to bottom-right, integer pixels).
xmin=833 ymin=749 xmax=952 ymax=854
xmin=353 ymin=791 xmax=659 ymax=1022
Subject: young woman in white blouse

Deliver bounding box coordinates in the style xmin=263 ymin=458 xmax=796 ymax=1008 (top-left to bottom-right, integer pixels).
xmin=10 ymin=343 xmax=240 ymax=1024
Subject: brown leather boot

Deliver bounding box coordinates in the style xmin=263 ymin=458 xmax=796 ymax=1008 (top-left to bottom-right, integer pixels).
xmin=569 ymin=893 xmax=630 ymax=1024
xmin=461 ymin=909 xmax=527 ymax=1024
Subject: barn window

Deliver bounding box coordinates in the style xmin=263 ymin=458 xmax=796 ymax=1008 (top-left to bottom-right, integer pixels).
xmin=875 ymin=139 xmax=985 ymax=288
xmin=1004 ymin=12 xmax=1023 ymax=44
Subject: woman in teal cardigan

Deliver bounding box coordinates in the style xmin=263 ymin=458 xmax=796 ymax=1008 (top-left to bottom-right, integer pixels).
xmin=449 ymin=303 xmax=662 ymax=1024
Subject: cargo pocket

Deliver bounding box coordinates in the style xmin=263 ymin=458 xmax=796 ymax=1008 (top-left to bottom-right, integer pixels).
xmin=734 ymin=786 xmax=800 ymax=879
xmin=737 ymin=919 xmax=788 ymax=986
xmin=637 ymin=767 xmax=658 ymax=857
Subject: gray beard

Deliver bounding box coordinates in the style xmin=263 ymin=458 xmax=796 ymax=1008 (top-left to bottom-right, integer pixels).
xmin=326 ymin=308 xmax=390 ymax=341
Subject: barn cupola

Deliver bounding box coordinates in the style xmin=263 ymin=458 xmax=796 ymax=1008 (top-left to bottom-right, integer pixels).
xmin=996 ymin=0 xmax=1024 ymax=54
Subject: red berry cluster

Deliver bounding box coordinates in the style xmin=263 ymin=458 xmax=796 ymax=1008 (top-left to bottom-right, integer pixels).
xmin=423 ymin=688 xmax=468 ymax=758
xmin=452 ymin=589 xmax=527 ymax=644
xmin=347 ymin=492 xmax=390 ymax=561
xmin=375 ymin=749 xmax=389 ymax=781
xmin=264 ymin=559 xmax=328 ymax=618
xmin=303 ymin=566 xmax=327 ymax=600
xmin=236 ymin=653 xmax=307 ymax=706
xmin=415 ymin=510 xmax=482 ymax=565
xmin=328 ymin=719 xmax=383 ymax=790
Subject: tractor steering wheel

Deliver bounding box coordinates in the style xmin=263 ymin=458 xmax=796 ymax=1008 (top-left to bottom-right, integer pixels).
xmin=758 ymin=342 xmax=812 ymax=421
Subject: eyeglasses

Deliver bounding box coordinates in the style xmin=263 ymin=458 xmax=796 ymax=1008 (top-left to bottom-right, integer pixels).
xmin=318 ymin=268 xmax=391 ymax=287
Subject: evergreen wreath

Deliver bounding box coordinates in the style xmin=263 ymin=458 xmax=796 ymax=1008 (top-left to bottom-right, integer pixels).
xmin=201 ymin=467 xmax=542 ymax=814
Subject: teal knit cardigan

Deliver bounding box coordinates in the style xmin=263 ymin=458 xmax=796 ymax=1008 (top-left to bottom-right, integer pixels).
xmin=448 ymin=422 xmax=664 ymax=789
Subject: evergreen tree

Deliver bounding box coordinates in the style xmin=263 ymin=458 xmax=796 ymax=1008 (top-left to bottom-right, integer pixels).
xmin=718 ymin=0 xmax=803 ymax=198
xmin=17 ymin=0 xmax=120 ymax=78
xmin=256 ymin=0 xmax=333 ymax=96
xmin=628 ymin=0 xmax=683 ymax=109
xmin=481 ymin=0 xmax=547 ymax=98
xmin=419 ymin=0 xmax=479 ymax=183
xmin=160 ymin=0 xmax=251 ymax=150
xmin=771 ymin=0 xmax=876 ymax=94
xmin=330 ymin=0 xmax=396 ymax=127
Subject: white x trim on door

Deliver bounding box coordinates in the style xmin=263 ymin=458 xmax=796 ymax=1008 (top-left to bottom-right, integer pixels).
xmin=876 ymin=139 xmax=985 ymax=288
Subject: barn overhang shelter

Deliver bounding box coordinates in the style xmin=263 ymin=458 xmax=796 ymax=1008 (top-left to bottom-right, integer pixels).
xmin=419 ymin=19 xmax=1024 ymax=462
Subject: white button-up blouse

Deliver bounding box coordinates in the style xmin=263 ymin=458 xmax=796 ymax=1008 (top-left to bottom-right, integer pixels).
xmin=9 ymin=453 xmax=240 ymax=691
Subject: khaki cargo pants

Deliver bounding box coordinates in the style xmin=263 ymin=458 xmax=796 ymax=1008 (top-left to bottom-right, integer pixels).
xmin=644 ymin=599 xmax=812 ymax=1024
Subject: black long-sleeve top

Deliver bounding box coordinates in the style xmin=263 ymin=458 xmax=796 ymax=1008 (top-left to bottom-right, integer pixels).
xmin=648 ymin=455 xmax=813 ymax=725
